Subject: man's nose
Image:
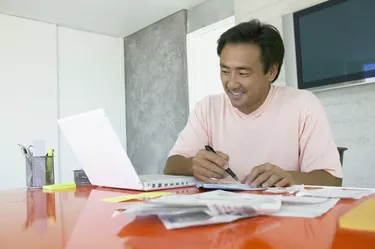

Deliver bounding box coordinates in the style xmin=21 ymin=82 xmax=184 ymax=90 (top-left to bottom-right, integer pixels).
xmin=227 ymin=73 xmax=241 ymax=89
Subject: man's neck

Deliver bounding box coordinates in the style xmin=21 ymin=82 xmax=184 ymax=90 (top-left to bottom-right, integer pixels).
xmin=238 ymin=84 xmax=271 ymax=114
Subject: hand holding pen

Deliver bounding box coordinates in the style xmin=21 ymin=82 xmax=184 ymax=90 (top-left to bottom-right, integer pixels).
xmin=204 ymin=145 xmax=239 ymax=182
xmin=191 ymin=145 xmax=238 ymax=183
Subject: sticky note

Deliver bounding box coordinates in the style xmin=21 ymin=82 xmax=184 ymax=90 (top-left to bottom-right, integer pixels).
xmin=339 ymin=197 xmax=375 ymax=232
xmin=101 ymin=192 xmax=173 ymax=203
xmin=43 ymin=182 xmax=76 ymax=192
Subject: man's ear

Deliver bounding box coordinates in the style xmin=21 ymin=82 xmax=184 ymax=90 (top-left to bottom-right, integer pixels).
xmin=267 ymin=64 xmax=278 ymax=82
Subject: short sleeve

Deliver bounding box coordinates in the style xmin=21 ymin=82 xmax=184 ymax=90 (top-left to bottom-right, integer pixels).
xmin=168 ymin=98 xmax=210 ymax=158
xmin=298 ymin=92 xmax=343 ymax=178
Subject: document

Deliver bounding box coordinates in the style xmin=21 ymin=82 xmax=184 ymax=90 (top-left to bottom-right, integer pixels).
xmin=196 ymin=182 xmax=266 ymax=191
xmin=114 ymin=203 xmax=208 ymax=217
xmin=113 ymin=190 xmax=344 ymax=229
xmin=159 ymin=212 xmax=252 ymax=230
xmin=32 ymin=140 xmax=45 ymax=156
xmin=196 ymin=190 xmax=330 ymax=204
xmin=116 ymin=191 xmax=282 ymax=217
xmin=271 ymin=198 xmax=340 ymax=218
xmin=296 ymin=188 xmax=374 ymax=199
xmin=265 ymin=185 xmax=305 ymax=194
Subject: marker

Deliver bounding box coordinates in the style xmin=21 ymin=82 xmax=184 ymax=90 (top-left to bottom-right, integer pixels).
xmin=46 ymin=148 xmax=55 ymax=185
xmin=205 ymin=145 xmax=240 ymax=182
xmin=47 ymin=148 xmax=54 ymax=157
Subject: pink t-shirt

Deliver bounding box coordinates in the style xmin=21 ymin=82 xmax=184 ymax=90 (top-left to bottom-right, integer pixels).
xmin=169 ymin=85 xmax=343 ymax=180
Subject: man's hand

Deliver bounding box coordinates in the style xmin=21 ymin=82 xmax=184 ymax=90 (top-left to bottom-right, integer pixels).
xmin=192 ymin=149 xmax=229 ymax=183
xmin=241 ymin=163 xmax=294 ymax=188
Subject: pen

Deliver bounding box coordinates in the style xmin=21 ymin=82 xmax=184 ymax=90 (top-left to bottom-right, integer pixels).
xmin=205 ymin=145 xmax=239 ymax=182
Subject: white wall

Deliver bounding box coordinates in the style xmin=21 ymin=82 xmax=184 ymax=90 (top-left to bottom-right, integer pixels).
xmin=58 ymin=27 xmax=126 ymax=183
xmin=187 ymin=16 xmax=235 ymax=111
xmin=0 ymin=14 xmax=58 ymax=190
xmin=0 ymin=14 xmax=126 ymax=189
xmin=234 ymin=0 xmax=375 ymax=187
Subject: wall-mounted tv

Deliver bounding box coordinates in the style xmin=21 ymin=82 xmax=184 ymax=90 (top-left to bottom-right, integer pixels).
xmin=293 ymin=0 xmax=375 ymax=89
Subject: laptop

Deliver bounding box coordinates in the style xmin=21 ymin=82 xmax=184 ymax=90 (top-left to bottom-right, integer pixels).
xmin=57 ymin=109 xmax=196 ymax=191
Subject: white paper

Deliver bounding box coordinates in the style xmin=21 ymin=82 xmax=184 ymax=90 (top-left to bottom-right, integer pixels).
xmin=116 ymin=191 xmax=282 ymax=217
xmin=32 ymin=140 xmax=45 ymax=157
xmin=270 ymin=198 xmax=340 ymax=218
xmin=196 ymin=190 xmax=329 ymax=204
xmin=296 ymin=188 xmax=374 ymax=199
xmin=116 ymin=203 xmax=208 ymax=216
xmin=265 ymin=185 xmax=305 ymax=194
xmin=149 ymin=191 xmax=282 ymax=211
xmin=158 ymin=212 xmax=252 ymax=230
xmin=114 ymin=190 xmax=341 ymax=229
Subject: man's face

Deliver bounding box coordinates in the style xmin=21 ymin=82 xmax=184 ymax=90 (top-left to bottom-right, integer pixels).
xmin=220 ymin=43 xmax=277 ymax=114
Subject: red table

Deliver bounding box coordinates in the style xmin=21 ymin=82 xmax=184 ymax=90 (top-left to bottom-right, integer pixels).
xmin=0 ymin=185 xmax=374 ymax=249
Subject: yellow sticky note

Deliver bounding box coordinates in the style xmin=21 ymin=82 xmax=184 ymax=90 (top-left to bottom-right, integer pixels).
xmin=43 ymin=182 xmax=76 ymax=192
xmin=339 ymin=197 xmax=375 ymax=232
xmin=101 ymin=192 xmax=173 ymax=203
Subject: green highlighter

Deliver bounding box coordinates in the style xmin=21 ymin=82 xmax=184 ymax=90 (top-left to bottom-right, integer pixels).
xmin=46 ymin=148 xmax=54 ymax=185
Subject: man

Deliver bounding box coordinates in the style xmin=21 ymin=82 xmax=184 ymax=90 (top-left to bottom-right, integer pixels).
xmin=164 ymin=19 xmax=342 ymax=187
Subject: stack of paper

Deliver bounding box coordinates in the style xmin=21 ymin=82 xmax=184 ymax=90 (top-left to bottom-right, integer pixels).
xmin=114 ymin=190 xmax=281 ymax=229
xmin=296 ymin=188 xmax=374 ymax=199
xmin=114 ymin=190 xmax=340 ymax=229
xmin=265 ymin=185 xmax=305 ymax=194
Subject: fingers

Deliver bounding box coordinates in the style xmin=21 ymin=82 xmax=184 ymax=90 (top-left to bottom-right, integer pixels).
xmin=213 ymin=151 xmax=229 ymax=177
xmin=192 ymin=165 xmax=223 ymax=179
xmin=249 ymin=171 xmax=273 ymax=187
xmin=243 ymin=163 xmax=292 ymax=188
xmin=243 ymin=164 xmax=270 ymax=185
xmin=216 ymin=152 xmax=229 ymax=164
xmin=275 ymin=177 xmax=293 ymax=187
xmin=203 ymin=150 xmax=229 ymax=168
xmin=192 ymin=150 xmax=229 ymax=180
xmin=193 ymin=174 xmax=220 ymax=184
xmin=200 ymin=160 xmax=227 ymax=177
xmin=261 ymin=174 xmax=283 ymax=188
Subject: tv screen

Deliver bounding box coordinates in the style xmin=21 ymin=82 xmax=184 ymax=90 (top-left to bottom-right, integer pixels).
xmin=293 ymin=0 xmax=375 ymax=89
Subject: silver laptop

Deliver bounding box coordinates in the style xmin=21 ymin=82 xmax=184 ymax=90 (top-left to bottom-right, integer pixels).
xmin=58 ymin=109 xmax=196 ymax=191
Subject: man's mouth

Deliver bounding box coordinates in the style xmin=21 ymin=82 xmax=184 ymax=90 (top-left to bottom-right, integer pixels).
xmin=229 ymin=91 xmax=244 ymax=97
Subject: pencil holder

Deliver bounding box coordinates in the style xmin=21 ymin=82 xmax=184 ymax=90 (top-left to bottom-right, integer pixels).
xmin=26 ymin=156 xmax=55 ymax=188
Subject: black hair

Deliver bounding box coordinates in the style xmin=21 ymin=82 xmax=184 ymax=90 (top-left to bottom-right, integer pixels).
xmin=217 ymin=19 xmax=285 ymax=83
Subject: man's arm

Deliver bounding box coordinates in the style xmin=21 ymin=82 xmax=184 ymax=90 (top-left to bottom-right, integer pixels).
xmin=298 ymin=92 xmax=343 ymax=184
xmin=164 ymin=155 xmax=193 ymax=176
xmin=243 ymin=163 xmax=342 ymax=188
xmin=164 ymin=97 xmax=210 ymax=175
xmin=245 ymin=92 xmax=344 ymax=188
xmin=290 ymin=170 xmax=342 ymax=186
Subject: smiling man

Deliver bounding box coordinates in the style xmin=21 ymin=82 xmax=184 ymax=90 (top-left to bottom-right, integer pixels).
xmin=164 ymin=19 xmax=343 ymax=187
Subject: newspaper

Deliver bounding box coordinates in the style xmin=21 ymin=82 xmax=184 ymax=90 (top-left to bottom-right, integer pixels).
xmin=114 ymin=190 xmax=340 ymax=229
xmin=115 ymin=192 xmax=282 ymax=217
xmin=296 ymin=188 xmax=374 ymax=199
xmin=159 ymin=212 xmax=253 ymax=230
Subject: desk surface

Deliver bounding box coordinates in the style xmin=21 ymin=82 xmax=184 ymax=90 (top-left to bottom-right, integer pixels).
xmin=0 ymin=186 xmax=374 ymax=249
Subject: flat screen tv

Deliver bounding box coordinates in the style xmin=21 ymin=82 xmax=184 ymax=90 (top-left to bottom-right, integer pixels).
xmin=293 ymin=0 xmax=375 ymax=89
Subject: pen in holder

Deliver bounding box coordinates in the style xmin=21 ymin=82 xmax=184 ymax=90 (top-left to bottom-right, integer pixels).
xmin=26 ymin=156 xmax=55 ymax=188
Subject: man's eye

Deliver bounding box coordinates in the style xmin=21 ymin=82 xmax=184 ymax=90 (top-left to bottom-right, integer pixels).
xmin=239 ymin=72 xmax=249 ymax=76
xmin=221 ymin=70 xmax=229 ymax=74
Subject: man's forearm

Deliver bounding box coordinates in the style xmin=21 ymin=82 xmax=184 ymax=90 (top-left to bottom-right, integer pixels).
xmin=290 ymin=170 xmax=342 ymax=186
xmin=163 ymin=155 xmax=193 ymax=176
